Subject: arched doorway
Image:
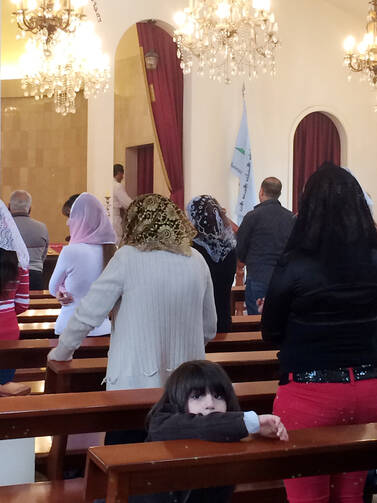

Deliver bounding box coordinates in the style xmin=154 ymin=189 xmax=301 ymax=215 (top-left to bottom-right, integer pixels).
xmin=292 ymin=112 xmax=341 ymax=212
xmin=114 ymin=21 xmax=184 ymax=207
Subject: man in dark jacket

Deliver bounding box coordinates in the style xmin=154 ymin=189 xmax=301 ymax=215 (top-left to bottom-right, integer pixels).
xmin=236 ymin=177 xmax=295 ymax=314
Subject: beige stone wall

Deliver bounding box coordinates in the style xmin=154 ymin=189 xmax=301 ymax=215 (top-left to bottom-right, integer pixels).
xmin=114 ymin=24 xmax=170 ymax=198
xmin=1 ymin=80 xmax=87 ymax=243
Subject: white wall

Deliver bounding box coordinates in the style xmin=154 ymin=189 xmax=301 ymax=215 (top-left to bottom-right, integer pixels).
xmin=87 ymin=0 xmax=377 ymax=216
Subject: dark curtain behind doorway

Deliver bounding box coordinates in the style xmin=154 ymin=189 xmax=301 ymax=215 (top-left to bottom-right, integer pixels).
xmin=293 ymin=112 xmax=341 ymax=213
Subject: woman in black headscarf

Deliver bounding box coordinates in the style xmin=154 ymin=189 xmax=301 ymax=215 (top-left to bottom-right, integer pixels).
xmin=262 ymin=163 xmax=377 ymax=503
xmin=187 ymin=195 xmax=237 ymax=332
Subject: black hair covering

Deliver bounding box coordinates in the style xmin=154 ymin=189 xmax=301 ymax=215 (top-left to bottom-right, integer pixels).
xmin=286 ymin=163 xmax=377 ymax=280
xmin=147 ymin=360 xmax=240 ymax=424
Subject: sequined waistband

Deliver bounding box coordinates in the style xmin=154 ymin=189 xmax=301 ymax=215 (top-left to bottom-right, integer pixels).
xmin=292 ymin=365 xmax=377 ymax=383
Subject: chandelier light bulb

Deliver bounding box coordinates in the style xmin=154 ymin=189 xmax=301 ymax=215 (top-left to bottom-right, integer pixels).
xmin=358 ymin=40 xmax=368 ymax=54
xmin=27 ymin=0 xmax=37 ymax=9
xmin=216 ymin=2 xmax=231 ymax=19
xmin=174 ymin=11 xmax=187 ymax=26
xmin=252 ymin=0 xmax=270 ymax=12
xmin=343 ymin=35 xmax=355 ymax=53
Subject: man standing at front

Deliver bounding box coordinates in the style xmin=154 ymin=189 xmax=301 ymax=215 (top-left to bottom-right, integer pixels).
xmin=113 ymin=164 xmax=132 ymax=245
xmin=9 ymin=190 xmax=49 ymax=290
xmin=236 ymin=177 xmax=295 ymax=314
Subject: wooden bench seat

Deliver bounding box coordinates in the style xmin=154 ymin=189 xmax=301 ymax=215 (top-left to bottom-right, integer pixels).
xmin=29 ymin=290 xmax=53 ymax=299
xmin=0 ymin=382 xmax=278 ymax=480
xmin=0 ymin=333 xmax=274 ymax=378
xmin=0 ymin=478 xmax=85 ymax=503
xmin=19 ymin=322 xmax=56 ymax=339
xmin=29 ymin=298 xmax=60 ymax=309
xmin=0 ymin=383 xmax=278 ymax=439
xmin=18 ymin=309 xmax=61 ymax=323
xmin=84 ymin=423 xmax=377 ymax=502
xmin=45 ymin=351 xmax=279 ymax=394
xmin=18 ymin=310 xmax=261 ymax=331
xmin=231 ymin=315 xmax=261 ymax=332
xmin=208 ymin=332 xmax=276 ymax=352
xmin=0 ymin=478 xmax=286 ymax=503
xmin=0 ymin=338 xmax=110 ymax=369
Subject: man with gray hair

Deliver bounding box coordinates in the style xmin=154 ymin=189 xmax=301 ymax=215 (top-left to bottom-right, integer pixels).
xmin=236 ymin=177 xmax=295 ymax=314
xmin=9 ymin=190 xmax=49 ymax=290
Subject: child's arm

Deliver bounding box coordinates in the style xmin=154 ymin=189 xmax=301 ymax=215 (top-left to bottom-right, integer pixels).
xmin=149 ymin=411 xmax=288 ymax=443
xmin=148 ymin=411 xmax=249 ymax=442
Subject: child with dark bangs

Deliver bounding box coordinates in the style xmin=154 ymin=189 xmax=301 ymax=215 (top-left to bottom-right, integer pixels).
xmin=132 ymin=360 xmax=288 ymax=503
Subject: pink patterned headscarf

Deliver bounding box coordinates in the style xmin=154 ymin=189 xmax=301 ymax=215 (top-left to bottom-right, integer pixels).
xmin=68 ymin=193 xmax=116 ymax=245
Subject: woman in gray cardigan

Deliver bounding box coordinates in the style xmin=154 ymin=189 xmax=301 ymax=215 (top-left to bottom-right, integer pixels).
xmin=48 ymin=194 xmax=217 ymax=392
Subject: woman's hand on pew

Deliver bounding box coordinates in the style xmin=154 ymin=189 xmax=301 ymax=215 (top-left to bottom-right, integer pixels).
xmin=258 ymin=414 xmax=289 ymax=441
xmin=56 ymin=290 xmax=74 ymax=306
xmin=47 ymin=346 xmax=73 ymax=362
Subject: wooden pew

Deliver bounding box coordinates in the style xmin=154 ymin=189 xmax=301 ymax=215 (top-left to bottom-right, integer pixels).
xmin=0 ymin=383 xmax=278 ymax=440
xmin=4 ymin=334 xmax=275 ymax=386
xmin=0 ymin=382 xmax=278 ymax=481
xmin=18 ymin=309 xmax=261 ymax=332
xmin=230 ymin=285 xmax=245 ymax=315
xmin=29 ymin=290 xmax=53 ymax=299
xmin=19 ymin=322 xmax=56 ymax=339
xmin=231 ymin=314 xmax=261 ymax=332
xmin=84 ymin=422 xmax=377 ymax=503
xmin=45 ymin=351 xmax=280 ymax=394
xmin=208 ymin=332 xmax=275 ymax=352
xmin=0 ymin=333 xmax=275 ymax=373
xmin=18 ymin=309 xmax=60 ymax=323
xmin=30 ymin=298 xmax=60 ymax=309
xmin=0 ymin=337 xmax=110 ymax=369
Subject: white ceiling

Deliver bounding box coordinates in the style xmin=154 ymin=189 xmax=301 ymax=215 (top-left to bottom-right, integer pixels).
xmin=324 ymin=0 xmax=367 ymax=18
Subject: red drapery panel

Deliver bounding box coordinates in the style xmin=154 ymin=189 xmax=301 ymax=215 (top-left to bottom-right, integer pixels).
xmin=293 ymin=112 xmax=341 ymax=213
xmin=137 ymin=22 xmax=184 ymax=208
xmin=137 ymin=144 xmax=154 ymax=195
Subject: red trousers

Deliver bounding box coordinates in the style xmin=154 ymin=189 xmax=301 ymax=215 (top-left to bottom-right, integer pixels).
xmin=273 ymin=374 xmax=377 ymax=503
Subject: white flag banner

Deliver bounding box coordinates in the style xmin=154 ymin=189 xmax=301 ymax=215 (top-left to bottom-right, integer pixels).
xmin=231 ymin=101 xmax=257 ymax=225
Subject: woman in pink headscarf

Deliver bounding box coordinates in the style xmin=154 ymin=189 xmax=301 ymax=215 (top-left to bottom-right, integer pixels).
xmin=49 ymin=192 xmax=116 ymax=337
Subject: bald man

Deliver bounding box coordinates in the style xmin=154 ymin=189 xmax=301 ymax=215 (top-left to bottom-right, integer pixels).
xmin=236 ymin=177 xmax=295 ymax=314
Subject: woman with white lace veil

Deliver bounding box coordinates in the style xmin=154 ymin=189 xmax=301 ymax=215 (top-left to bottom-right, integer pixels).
xmin=187 ymin=195 xmax=237 ymax=332
xmin=0 ymin=199 xmax=30 ymax=396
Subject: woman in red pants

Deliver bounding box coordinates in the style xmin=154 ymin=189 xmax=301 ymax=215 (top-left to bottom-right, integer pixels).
xmin=262 ymin=163 xmax=377 ymax=503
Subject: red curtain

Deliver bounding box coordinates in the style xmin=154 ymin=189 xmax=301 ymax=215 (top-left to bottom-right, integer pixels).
xmin=137 ymin=22 xmax=184 ymax=209
xmin=293 ymin=112 xmax=341 ymax=213
xmin=137 ymin=144 xmax=154 ymax=195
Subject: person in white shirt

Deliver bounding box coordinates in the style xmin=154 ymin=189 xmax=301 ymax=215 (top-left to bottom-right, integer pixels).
xmin=113 ymin=164 xmax=132 ymax=245
xmin=49 ymin=193 xmax=116 ymax=336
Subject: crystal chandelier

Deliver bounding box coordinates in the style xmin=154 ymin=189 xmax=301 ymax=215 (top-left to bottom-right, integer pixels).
xmin=173 ymin=0 xmax=279 ymax=84
xmin=19 ymin=21 xmax=110 ymax=115
xmin=11 ymin=0 xmax=87 ymax=44
xmin=343 ymin=0 xmax=377 ymax=88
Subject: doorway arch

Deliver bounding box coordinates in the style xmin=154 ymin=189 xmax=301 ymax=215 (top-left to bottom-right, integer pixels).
xmin=292 ymin=111 xmax=344 ymax=212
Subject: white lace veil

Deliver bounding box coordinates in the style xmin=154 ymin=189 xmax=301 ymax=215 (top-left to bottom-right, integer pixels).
xmin=0 ymin=199 xmax=29 ymax=269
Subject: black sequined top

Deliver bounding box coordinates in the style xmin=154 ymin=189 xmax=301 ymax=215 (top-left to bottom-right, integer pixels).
xmin=261 ymin=251 xmax=377 ymax=377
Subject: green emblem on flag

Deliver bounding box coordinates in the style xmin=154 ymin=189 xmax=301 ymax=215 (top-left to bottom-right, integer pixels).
xmin=236 ymin=147 xmax=245 ymax=155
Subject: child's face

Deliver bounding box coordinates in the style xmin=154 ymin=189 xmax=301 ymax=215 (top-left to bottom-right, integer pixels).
xmin=187 ymin=389 xmax=227 ymax=415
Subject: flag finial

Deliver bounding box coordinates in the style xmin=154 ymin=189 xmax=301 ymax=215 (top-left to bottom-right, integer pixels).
xmin=242 ymin=82 xmax=246 ymax=99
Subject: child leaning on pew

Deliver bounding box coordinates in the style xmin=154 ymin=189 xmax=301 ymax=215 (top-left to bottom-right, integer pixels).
xmin=130 ymin=360 xmax=288 ymax=503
